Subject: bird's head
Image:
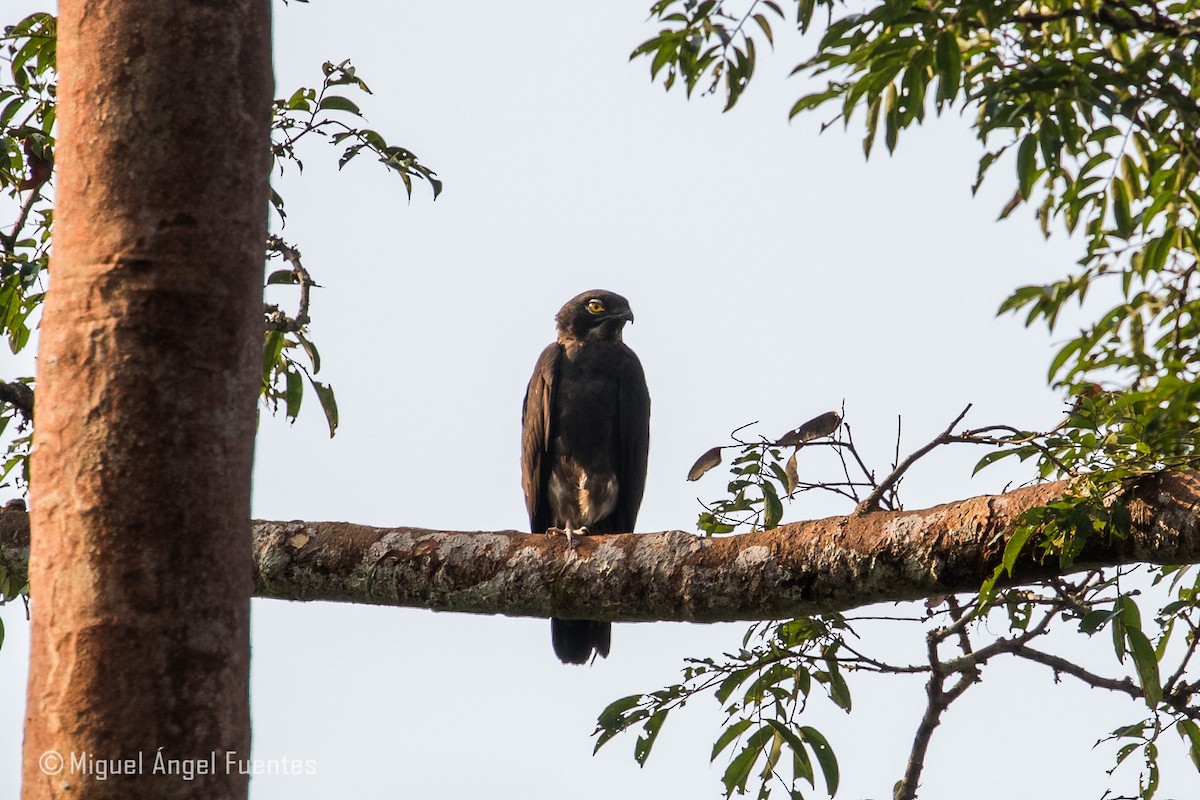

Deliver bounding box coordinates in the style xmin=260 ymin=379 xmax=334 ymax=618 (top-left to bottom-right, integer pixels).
xmin=555 ymin=290 xmax=635 ymax=343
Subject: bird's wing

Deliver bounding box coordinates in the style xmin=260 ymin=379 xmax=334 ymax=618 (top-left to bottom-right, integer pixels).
xmin=616 ymin=347 xmax=651 ymax=533
xmin=521 ymin=343 xmax=560 ymax=532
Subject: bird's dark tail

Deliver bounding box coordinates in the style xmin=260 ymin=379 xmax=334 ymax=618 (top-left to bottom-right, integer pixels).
xmin=551 ymin=618 xmax=611 ymax=665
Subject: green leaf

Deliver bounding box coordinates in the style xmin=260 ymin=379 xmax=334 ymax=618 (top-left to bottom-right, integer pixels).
xmin=711 ymin=718 xmax=754 ymax=761
xmin=262 ymin=330 xmax=285 ymax=388
xmin=1124 ymin=626 xmax=1162 ymax=707
xmin=1016 ymin=134 xmax=1038 ymax=199
xmin=972 ymin=448 xmax=1019 ymax=475
xmin=634 ymin=709 xmax=668 ymax=766
xmin=309 ymin=378 xmax=339 ymax=436
xmin=996 ymin=284 xmax=1044 ymax=317
xmin=318 ymin=95 xmax=362 ymax=115
xmin=1141 ymin=233 xmax=1172 ymax=274
xmin=789 ymin=86 xmax=840 ymax=118
xmin=825 ymin=663 xmax=852 ymax=711
xmin=863 ymin=94 xmax=882 ymax=158
xmin=1114 ymin=741 xmax=1140 ymax=766
xmin=1111 ymin=179 xmax=1132 ymax=238
xmin=722 ymin=726 xmax=772 ymax=797
xmin=763 ymin=719 xmax=809 ymax=770
xmin=752 ymin=13 xmax=774 ymax=47
xmin=744 ymin=662 xmax=793 ymax=704
xmin=593 ymin=694 xmax=646 ymax=753
xmin=269 ymin=187 xmax=287 ymax=222
xmin=1047 ymin=337 xmax=1082 ymax=382
xmin=933 ymin=33 xmax=961 ymax=103
xmin=597 ymin=693 xmax=643 ymax=729
xmin=296 ymin=332 xmax=322 ymax=374
xmin=883 ymin=81 xmax=899 ymax=152
xmin=1000 ymin=524 xmax=1036 ymax=578
xmin=1118 ymin=594 xmax=1142 ymax=629
xmin=799 ymin=726 xmax=839 ymax=795
xmin=715 ymin=666 xmax=756 ymax=705
xmin=284 ymin=368 xmax=303 ymax=420
xmin=760 ymin=727 xmax=785 ymax=784
xmin=762 ymin=481 xmax=783 ymax=530
xmin=1079 ymin=606 xmax=1120 ymax=635
xmin=1178 ymin=720 xmax=1200 ymax=770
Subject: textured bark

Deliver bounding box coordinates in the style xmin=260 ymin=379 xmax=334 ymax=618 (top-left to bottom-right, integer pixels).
xmin=5 ymin=473 xmax=1198 ymax=624
xmin=22 ymin=4 xmax=272 ymax=800
xmin=0 ymin=381 xmax=34 ymax=420
xmin=245 ymin=472 xmax=1200 ymax=619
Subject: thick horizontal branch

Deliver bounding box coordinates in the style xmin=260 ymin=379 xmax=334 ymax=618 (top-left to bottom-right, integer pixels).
xmin=0 ymin=380 xmax=34 ymax=420
xmin=2 ymin=473 xmax=1199 ymax=622
xmin=1011 ymin=3 xmax=1200 ymax=39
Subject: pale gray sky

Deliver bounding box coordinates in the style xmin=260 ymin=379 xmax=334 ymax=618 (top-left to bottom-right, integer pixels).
xmin=3 ymin=2 xmax=1195 ymax=798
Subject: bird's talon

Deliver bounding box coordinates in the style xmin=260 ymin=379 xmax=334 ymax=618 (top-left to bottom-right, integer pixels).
xmin=546 ymin=525 xmax=589 ymax=548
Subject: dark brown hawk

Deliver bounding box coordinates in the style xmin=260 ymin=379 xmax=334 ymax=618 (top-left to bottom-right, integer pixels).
xmin=520 ymin=290 xmax=651 ymax=664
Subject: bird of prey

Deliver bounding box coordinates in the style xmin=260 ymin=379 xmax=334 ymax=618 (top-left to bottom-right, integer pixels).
xmin=521 ymin=290 xmax=651 ymax=665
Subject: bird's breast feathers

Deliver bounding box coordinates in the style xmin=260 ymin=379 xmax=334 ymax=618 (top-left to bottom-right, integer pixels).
xmin=547 ymin=458 xmax=619 ymax=529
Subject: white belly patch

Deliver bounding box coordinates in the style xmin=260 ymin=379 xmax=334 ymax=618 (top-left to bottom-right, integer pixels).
xmin=548 ymin=465 xmax=619 ymax=528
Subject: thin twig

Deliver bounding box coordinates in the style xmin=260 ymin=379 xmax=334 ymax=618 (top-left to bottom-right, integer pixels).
xmin=833 ymin=640 xmax=927 ymax=674
xmin=888 ymin=414 xmax=903 ymax=510
xmin=855 ymin=405 xmax=973 ymax=515
xmin=1 ymin=184 xmax=45 ymax=253
xmin=945 ymin=596 xmax=977 ymax=664
xmin=839 ymin=423 xmax=878 ymax=499
xmin=1007 ymin=645 xmax=1142 ymax=698
xmin=949 ymin=424 xmax=1075 ymax=477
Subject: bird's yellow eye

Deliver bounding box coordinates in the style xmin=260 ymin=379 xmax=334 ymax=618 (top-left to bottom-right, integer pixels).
xmin=586 ymin=299 xmax=605 ymax=314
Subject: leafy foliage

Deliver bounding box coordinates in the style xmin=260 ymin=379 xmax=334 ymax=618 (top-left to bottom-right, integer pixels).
xmin=600 ymin=560 xmax=1200 ymax=800
xmin=638 ymin=0 xmax=1200 ymax=490
xmin=269 ymin=58 xmax=442 ymax=222
xmin=616 ymin=1 xmax=1200 ymax=798
xmin=0 ymin=11 xmax=54 ymax=493
xmin=634 ymin=0 xmax=787 ymax=110
xmin=0 ymin=12 xmax=438 ymax=492
xmin=692 ymin=431 xmax=796 ymax=535
xmin=596 ymin=617 xmax=848 ymax=800
xmin=688 ymin=412 xmax=850 ymax=535
xmin=261 ymin=236 xmax=340 ymax=436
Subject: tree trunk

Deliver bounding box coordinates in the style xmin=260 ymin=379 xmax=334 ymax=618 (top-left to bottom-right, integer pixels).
xmin=22 ymin=3 xmax=272 ymax=799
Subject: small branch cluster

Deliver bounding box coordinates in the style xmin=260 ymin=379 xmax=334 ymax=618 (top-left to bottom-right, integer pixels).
xmin=597 ymin=564 xmax=1200 ymax=800
xmin=270 ymin=59 xmax=441 ymax=216
xmin=259 ymin=235 xmax=338 ymax=435
xmin=672 ymin=394 xmax=1200 ymax=799
xmin=687 ymin=410 xmax=858 ymax=533
xmin=264 ymin=234 xmax=315 ymax=333
xmin=895 ymin=571 xmax=1200 ymax=800
xmin=853 ymin=406 xmax=974 ymax=514
xmin=686 ymin=402 xmax=1077 ymax=534
xmin=1011 ymin=0 xmax=1200 ymax=41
